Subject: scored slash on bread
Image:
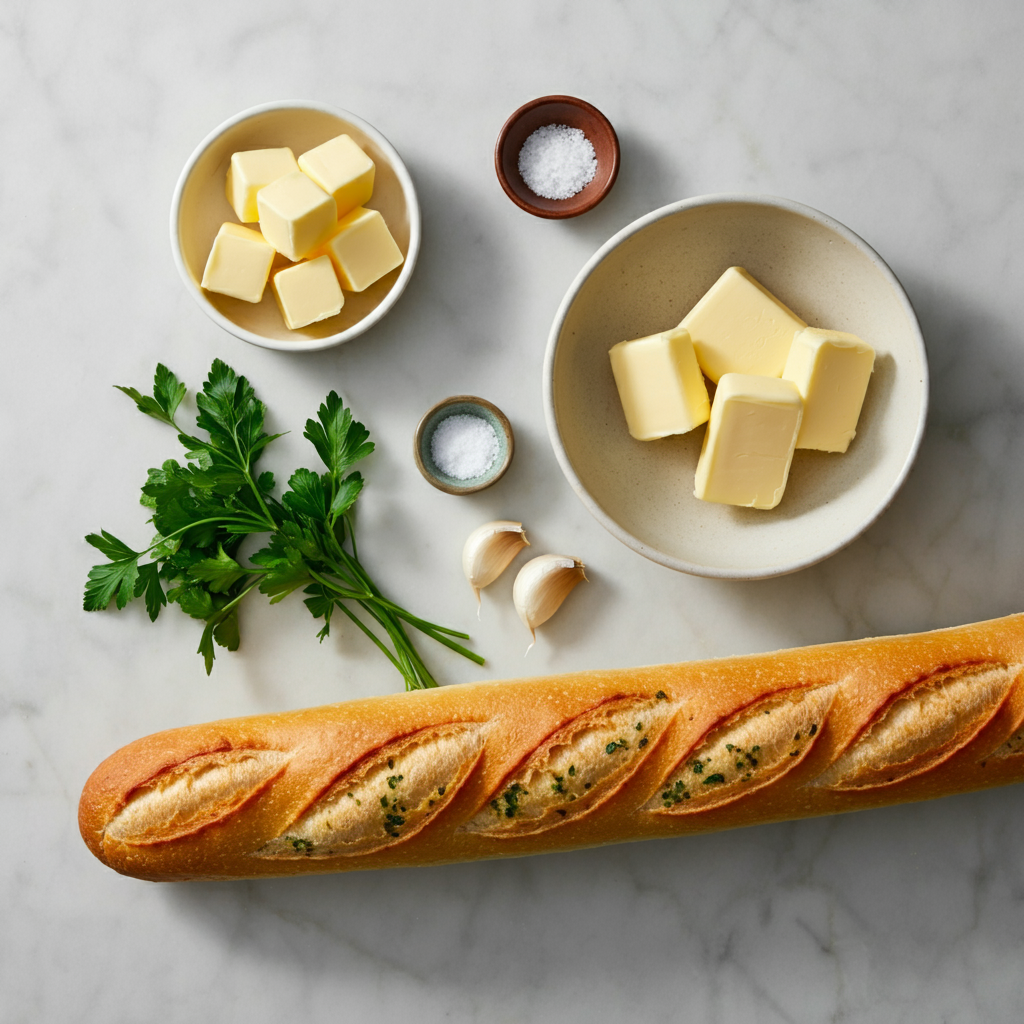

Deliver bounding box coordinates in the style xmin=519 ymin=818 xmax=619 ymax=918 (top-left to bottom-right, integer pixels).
xmin=461 ymin=695 xmax=677 ymax=837
xmin=79 ymin=614 xmax=1024 ymax=880
xmin=973 ymin=664 xmax=1024 ymax=762
xmin=104 ymin=749 xmax=289 ymax=846
xmin=257 ymin=724 xmax=484 ymax=858
xmin=646 ymin=684 xmax=836 ymax=814
xmin=815 ymin=662 xmax=1019 ymax=790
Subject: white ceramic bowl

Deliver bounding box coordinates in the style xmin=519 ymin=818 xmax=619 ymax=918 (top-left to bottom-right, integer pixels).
xmin=170 ymin=100 xmax=421 ymax=352
xmin=543 ymin=194 xmax=928 ymax=579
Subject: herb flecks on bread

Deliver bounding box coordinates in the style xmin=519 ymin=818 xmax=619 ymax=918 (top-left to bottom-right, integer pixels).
xmin=993 ymin=727 xmax=1024 ymax=759
xmin=648 ymin=684 xmax=836 ymax=814
xmin=258 ymin=724 xmax=484 ymax=858
xmin=464 ymin=695 xmax=676 ymax=836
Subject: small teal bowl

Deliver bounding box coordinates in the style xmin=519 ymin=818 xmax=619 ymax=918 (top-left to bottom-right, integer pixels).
xmin=414 ymin=395 xmax=515 ymax=495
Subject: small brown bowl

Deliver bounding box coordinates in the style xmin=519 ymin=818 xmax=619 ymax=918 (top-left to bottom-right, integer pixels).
xmin=414 ymin=396 xmax=515 ymax=495
xmin=495 ymin=95 xmax=620 ymax=219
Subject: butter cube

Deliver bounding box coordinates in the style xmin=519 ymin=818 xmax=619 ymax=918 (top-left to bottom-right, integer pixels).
xmin=783 ymin=327 xmax=875 ymax=453
xmin=271 ymin=255 xmax=344 ymax=330
xmin=680 ymin=267 xmax=807 ymax=383
xmin=694 ymin=374 xmax=803 ymax=510
xmin=225 ymin=148 xmax=300 ymax=223
xmin=200 ymin=222 xmax=275 ymax=303
xmin=257 ymin=171 xmax=337 ymax=262
xmin=298 ymin=134 xmax=375 ymax=219
xmin=320 ymin=207 xmax=404 ymax=292
xmin=608 ymin=327 xmax=710 ymax=440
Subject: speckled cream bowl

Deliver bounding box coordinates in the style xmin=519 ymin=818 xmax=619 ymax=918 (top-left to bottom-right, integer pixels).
xmin=543 ymin=194 xmax=928 ymax=580
xmin=171 ymin=100 xmax=420 ymax=352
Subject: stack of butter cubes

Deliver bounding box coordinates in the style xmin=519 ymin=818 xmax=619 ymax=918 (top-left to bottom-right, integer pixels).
xmin=609 ymin=267 xmax=875 ymax=510
xmin=201 ymin=134 xmax=404 ymax=330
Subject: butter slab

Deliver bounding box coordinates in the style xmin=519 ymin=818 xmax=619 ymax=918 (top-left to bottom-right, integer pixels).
xmin=257 ymin=171 xmax=338 ymax=262
xmin=783 ymin=327 xmax=875 ymax=453
xmin=694 ymin=373 xmax=803 ymax=510
xmin=226 ymin=148 xmax=300 ymax=223
xmin=319 ymin=207 xmax=403 ymax=292
xmin=298 ymin=135 xmax=375 ymax=220
xmin=200 ymin=223 xmax=275 ymax=303
xmin=608 ymin=327 xmax=710 ymax=440
xmin=680 ymin=267 xmax=807 ymax=384
xmin=271 ymin=255 xmax=344 ymax=330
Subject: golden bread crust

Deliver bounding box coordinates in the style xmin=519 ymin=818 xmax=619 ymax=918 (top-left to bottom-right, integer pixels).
xmin=78 ymin=614 xmax=1024 ymax=881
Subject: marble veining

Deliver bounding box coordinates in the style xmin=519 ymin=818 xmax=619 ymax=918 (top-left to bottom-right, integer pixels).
xmin=2 ymin=1 xmax=1024 ymax=1021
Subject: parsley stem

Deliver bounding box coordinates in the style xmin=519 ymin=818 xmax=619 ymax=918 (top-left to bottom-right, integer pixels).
xmin=334 ymin=602 xmax=405 ymax=677
xmin=213 ymin=577 xmax=262 ymax=619
xmin=140 ymin=516 xmax=270 ymax=557
xmin=306 ymin=568 xmax=366 ymax=602
xmin=323 ymin=547 xmax=461 ymax=637
xmin=356 ymin=596 xmax=432 ymax=688
xmin=345 ymin=514 xmax=359 ymax=561
xmin=366 ymin=600 xmax=472 ymax=639
xmin=306 ymin=568 xmax=442 ymax=689
xmin=242 ymin=468 xmax=277 ymax=531
xmin=309 ymin=567 xmax=478 ymax=655
xmin=399 ymin=623 xmax=485 ymax=665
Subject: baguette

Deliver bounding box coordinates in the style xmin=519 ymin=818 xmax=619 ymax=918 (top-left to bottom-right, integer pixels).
xmin=79 ymin=614 xmax=1024 ymax=881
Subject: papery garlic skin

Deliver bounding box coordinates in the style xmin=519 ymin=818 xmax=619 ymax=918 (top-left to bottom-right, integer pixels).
xmin=513 ymin=554 xmax=588 ymax=650
xmin=462 ymin=521 xmax=530 ymax=603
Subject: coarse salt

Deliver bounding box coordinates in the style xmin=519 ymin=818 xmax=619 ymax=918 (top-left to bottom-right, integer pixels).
xmin=518 ymin=124 xmax=598 ymax=201
xmin=431 ymin=414 xmax=500 ymax=480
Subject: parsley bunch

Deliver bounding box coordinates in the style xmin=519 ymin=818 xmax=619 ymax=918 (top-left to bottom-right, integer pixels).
xmin=83 ymin=360 xmax=483 ymax=688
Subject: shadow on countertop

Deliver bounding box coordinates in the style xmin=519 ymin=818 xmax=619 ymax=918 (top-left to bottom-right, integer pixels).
xmin=165 ymin=780 xmax=1024 ymax=1018
xmin=689 ymin=272 xmax=1024 ymax=650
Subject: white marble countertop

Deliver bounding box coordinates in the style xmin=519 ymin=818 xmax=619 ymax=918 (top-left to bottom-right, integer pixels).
xmin=4 ymin=2 xmax=1024 ymax=1020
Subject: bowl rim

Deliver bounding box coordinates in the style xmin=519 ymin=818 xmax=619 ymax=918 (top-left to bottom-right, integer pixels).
xmin=413 ymin=395 xmax=515 ymax=495
xmin=494 ymin=94 xmax=620 ymax=219
xmin=542 ymin=192 xmax=929 ymax=580
xmin=169 ymin=98 xmax=422 ymax=353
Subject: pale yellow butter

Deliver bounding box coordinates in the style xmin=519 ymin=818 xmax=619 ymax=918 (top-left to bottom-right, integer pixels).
xmin=319 ymin=207 xmax=404 ymax=292
xmin=200 ymin=222 xmax=275 ymax=303
xmin=271 ymin=255 xmax=344 ymax=330
xmin=783 ymin=327 xmax=875 ymax=453
xmin=608 ymin=327 xmax=710 ymax=440
xmin=298 ymin=134 xmax=375 ymax=219
xmin=694 ymin=373 xmax=803 ymax=510
xmin=680 ymin=267 xmax=807 ymax=383
xmin=257 ymin=171 xmax=337 ymax=262
xmin=225 ymin=148 xmax=300 ymax=223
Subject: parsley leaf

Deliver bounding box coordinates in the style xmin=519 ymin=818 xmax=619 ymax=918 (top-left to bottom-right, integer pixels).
xmin=330 ymin=472 xmax=364 ymax=520
xmin=187 ymin=545 xmax=248 ymax=593
xmin=114 ymin=364 xmax=186 ymax=428
xmin=189 ymin=360 xmax=285 ymax=477
xmin=135 ymin=562 xmax=167 ymax=621
xmin=302 ymin=584 xmax=336 ymax=641
xmin=167 ymin=581 xmax=215 ymax=619
xmin=282 ymin=468 xmax=329 ymax=523
xmin=213 ymin=607 xmax=240 ymax=652
xmin=251 ymin=525 xmax=315 ymax=604
xmin=84 ymin=556 xmax=139 ymax=611
xmin=85 ymin=530 xmax=138 ymax=561
xmin=303 ymin=392 xmax=374 ymax=488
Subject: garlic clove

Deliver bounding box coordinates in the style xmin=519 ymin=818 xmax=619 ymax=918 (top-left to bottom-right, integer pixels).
xmin=512 ymin=554 xmax=588 ymax=651
xmin=462 ymin=521 xmax=530 ymax=605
